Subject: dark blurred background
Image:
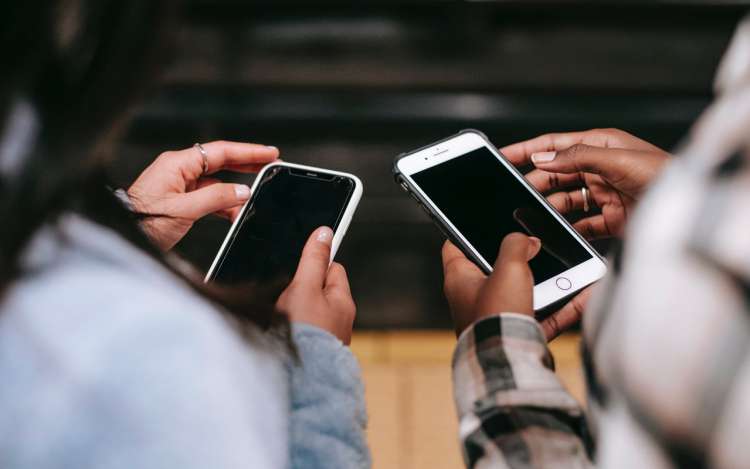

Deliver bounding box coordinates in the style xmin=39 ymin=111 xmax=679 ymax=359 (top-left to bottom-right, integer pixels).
xmin=113 ymin=0 xmax=746 ymax=329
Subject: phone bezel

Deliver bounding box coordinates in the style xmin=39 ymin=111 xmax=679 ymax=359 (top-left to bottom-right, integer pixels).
xmin=395 ymin=130 xmax=606 ymax=310
xmin=204 ymin=161 xmax=363 ymax=283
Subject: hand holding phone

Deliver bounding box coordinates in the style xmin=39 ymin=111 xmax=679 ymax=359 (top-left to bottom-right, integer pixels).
xmin=442 ymin=233 xmax=541 ymax=336
xmin=276 ymin=226 xmax=357 ymax=345
xmin=206 ymin=162 xmax=362 ymax=285
xmin=394 ymin=130 xmax=607 ymax=311
xmin=501 ymin=128 xmax=670 ymax=240
xmin=206 ymin=162 xmax=362 ymax=343
xmin=127 ymin=141 xmax=280 ymax=251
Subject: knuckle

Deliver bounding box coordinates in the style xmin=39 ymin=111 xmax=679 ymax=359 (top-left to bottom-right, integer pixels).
xmin=577 ymin=171 xmax=586 ymax=184
xmin=600 ymin=127 xmax=624 ymax=137
xmin=503 ymin=232 xmax=527 ymax=245
xmin=331 ymin=290 xmax=356 ymax=316
xmin=548 ymin=194 xmax=561 ymax=210
xmin=546 ymin=172 xmax=556 ymax=189
xmin=304 ymin=244 xmax=330 ymax=262
xmin=495 ymin=261 xmax=528 ymax=280
xmin=583 ymin=221 xmax=596 ymax=239
xmin=214 ymin=185 xmax=232 ymax=200
xmin=540 ymin=132 xmax=560 ymax=143
xmin=443 ymin=257 xmax=466 ymax=278
xmin=282 ymin=282 xmax=299 ymax=297
xmin=567 ymin=143 xmax=589 ymax=159
xmin=504 ymin=261 xmax=530 ymax=275
xmin=548 ymin=315 xmax=561 ymax=337
xmin=223 ymin=185 xmax=239 ymax=201
xmin=564 ymin=192 xmax=573 ymax=212
xmin=275 ymin=291 xmax=290 ymax=312
xmin=157 ymin=150 xmax=175 ymax=162
xmin=346 ymin=298 xmax=357 ymax=318
xmin=311 ymin=250 xmax=330 ymax=265
xmin=332 ymin=262 xmax=347 ymax=276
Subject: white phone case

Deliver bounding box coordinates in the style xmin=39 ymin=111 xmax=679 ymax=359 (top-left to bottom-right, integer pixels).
xmin=204 ymin=161 xmax=363 ymax=283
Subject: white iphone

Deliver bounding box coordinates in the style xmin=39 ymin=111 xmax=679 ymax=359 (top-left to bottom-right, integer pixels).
xmin=394 ymin=129 xmax=606 ymax=311
xmin=206 ymin=162 xmax=363 ymax=284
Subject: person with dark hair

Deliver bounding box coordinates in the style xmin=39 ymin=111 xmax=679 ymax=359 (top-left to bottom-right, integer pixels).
xmin=0 ymin=2 xmax=369 ymax=468
xmin=444 ymin=16 xmax=750 ymax=468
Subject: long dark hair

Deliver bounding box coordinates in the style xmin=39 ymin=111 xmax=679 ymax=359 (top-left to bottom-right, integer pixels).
xmin=0 ymin=1 xmax=288 ymax=336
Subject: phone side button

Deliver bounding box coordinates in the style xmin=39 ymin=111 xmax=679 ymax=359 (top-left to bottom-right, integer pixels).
xmin=434 ymin=221 xmax=451 ymax=239
xmin=555 ymin=277 xmax=572 ymax=291
xmin=425 ymin=212 xmax=451 ymax=239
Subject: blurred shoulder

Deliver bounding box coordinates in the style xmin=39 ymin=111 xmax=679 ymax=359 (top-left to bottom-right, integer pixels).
xmin=0 ymin=213 xmax=283 ymax=378
xmin=0 ymin=215 xmax=289 ymax=468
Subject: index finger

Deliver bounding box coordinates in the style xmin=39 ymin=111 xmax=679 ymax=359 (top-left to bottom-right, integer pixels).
xmin=202 ymin=141 xmax=280 ymax=174
xmin=500 ymin=132 xmax=591 ymax=167
xmin=500 ymin=128 xmax=665 ymax=167
xmin=442 ymin=241 xmax=483 ymax=279
xmin=171 ymin=141 xmax=280 ymax=179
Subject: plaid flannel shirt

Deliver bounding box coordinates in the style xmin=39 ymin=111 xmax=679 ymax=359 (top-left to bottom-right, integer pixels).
xmin=452 ymin=16 xmax=750 ymax=469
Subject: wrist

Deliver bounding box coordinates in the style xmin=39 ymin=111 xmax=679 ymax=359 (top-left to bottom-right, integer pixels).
xmin=457 ymin=312 xmax=539 ymax=342
xmin=290 ymin=318 xmax=350 ymax=345
xmin=455 ymin=310 xmax=534 ymax=337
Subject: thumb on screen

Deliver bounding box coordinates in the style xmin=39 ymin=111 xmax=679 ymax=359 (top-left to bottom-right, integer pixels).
xmin=291 ymin=226 xmax=334 ymax=290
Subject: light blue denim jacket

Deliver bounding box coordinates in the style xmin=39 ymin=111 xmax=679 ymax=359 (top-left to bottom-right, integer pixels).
xmin=0 ymin=215 xmax=370 ymax=469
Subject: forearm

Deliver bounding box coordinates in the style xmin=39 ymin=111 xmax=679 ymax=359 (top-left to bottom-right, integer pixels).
xmin=286 ymin=323 xmax=371 ymax=469
xmin=453 ymin=313 xmax=593 ymax=468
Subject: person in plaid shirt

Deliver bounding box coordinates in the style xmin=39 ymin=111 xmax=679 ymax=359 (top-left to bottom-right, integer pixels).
xmin=445 ymin=16 xmax=750 ymax=468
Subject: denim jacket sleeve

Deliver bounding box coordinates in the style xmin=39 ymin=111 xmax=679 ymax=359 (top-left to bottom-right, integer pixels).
xmin=286 ymin=323 xmax=371 ymax=469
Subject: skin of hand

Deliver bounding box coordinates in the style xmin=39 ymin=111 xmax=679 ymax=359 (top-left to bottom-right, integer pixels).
xmin=276 ymin=227 xmax=357 ymax=345
xmin=494 ymin=128 xmax=670 ymax=339
xmin=442 ymin=233 xmax=543 ymax=337
xmin=501 ymin=128 xmax=670 ymax=240
xmin=127 ymin=141 xmax=280 ymax=251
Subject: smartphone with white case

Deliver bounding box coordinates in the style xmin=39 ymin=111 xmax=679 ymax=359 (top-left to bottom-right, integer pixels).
xmin=206 ymin=162 xmax=362 ymax=285
xmin=394 ymin=129 xmax=606 ymax=311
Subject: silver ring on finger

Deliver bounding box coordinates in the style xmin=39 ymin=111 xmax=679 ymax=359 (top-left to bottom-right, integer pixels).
xmin=581 ymin=186 xmax=591 ymax=213
xmin=194 ymin=143 xmax=209 ymax=176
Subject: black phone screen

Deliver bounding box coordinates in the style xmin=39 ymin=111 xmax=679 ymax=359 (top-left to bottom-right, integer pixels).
xmin=210 ymin=165 xmax=356 ymax=285
xmin=411 ymin=146 xmax=593 ymax=283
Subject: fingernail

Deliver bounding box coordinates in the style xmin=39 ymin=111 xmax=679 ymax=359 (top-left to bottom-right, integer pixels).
xmin=316 ymin=226 xmax=333 ymax=243
xmin=531 ymin=151 xmax=556 ymax=164
xmin=527 ymin=236 xmax=542 ymax=259
xmin=235 ymin=184 xmax=251 ymax=200
xmin=266 ymin=146 xmax=279 ymax=152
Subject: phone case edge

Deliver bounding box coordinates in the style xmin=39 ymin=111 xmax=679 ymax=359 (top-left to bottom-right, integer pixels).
xmin=392 ymin=129 xmax=494 ymax=275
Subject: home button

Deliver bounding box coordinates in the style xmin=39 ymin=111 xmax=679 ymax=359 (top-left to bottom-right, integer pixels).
xmin=555 ymin=277 xmax=572 ymax=291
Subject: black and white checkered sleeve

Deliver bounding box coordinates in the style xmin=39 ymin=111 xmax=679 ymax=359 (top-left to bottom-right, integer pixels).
xmin=452 ymin=313 xmax=593 ymax=468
